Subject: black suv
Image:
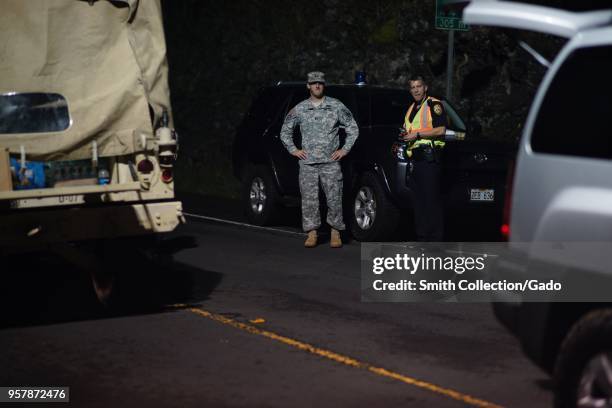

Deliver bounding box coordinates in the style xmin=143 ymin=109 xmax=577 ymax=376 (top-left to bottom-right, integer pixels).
xmin=233 ymin=82 xmax=515 ymax=241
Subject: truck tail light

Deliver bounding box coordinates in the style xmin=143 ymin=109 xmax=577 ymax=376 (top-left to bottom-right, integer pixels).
xmin=159 ymin=150 xmax=176 ymax=167
xmin=161 ymin=168 xmax=173 ymax=183
xmin=137 ymin=159 xmax=154 ymax=174
xmin=156 ymin=110 xmax=178 ymax=168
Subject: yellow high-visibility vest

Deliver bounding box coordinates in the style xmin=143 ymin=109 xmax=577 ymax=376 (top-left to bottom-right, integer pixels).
xmin=404 ymin=96 xmax=445 ymax=150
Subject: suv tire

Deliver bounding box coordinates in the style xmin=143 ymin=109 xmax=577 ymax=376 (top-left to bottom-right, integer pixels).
xmin=553 ymin=309 xmax=612 ymax=408
xmin=243 ymin=166 xmax=280 ymax=226
xmin=350 ymin=172 xmax=400 ymax=241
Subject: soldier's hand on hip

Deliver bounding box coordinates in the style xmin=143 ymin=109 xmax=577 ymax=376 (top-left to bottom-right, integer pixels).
xmin=331 ymin=149 xmax=347 ymax=161
xmin=292 ymin=149 xmax=307 ymax=160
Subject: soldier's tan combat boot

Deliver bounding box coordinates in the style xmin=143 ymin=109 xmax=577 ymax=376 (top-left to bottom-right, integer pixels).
xmin=330 ymin=229 xmax=342 ymax=248
xmin=304 ymin=230 xmax=318 ymax=248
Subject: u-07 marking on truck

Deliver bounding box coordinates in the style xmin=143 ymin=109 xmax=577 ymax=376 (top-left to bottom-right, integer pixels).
xmin=59 ymin=195 xmax=80 ymax=204
xmin=10 ymin=195 xmax=85 ymax=209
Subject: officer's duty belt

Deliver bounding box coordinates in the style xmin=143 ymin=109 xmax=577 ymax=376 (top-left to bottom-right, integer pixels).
xmin=410 ymin=146 xmax=443 ymax=162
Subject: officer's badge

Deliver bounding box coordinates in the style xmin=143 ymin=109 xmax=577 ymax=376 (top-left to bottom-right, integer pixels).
xmin=433 ymin=104 xmax=443 ymax=116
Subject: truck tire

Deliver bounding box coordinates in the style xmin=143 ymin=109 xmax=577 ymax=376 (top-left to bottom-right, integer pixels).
xmin=553 ymin=309 xmax=612 ymax=408
xmin=350 ymin=172 xmax=400 ymax=241
xmin=243 ymin=166 xmax=280 ymax=226
xmin=90 ymin=236 xmax=168 ymax=310
xmin=91 ymin=267 xmax=115 ymax=306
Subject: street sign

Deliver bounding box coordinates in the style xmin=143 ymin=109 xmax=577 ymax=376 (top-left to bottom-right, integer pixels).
xmin=435 ymin=0 xmax=469 ymax=31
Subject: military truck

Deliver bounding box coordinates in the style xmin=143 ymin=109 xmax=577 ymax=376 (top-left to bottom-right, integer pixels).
xmin=0 ymin=0 xmax=184 ymax=303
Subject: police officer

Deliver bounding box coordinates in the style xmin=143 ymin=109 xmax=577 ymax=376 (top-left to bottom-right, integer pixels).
xmin=280 ymin=71 xmax=359 ymax=248
xmin=401 ymin=75 xmax=447 ymax=241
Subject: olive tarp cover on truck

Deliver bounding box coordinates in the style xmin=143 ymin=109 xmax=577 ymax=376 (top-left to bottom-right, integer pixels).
xmin=0 ymin=0 xmax=184 ymax=256
xmin=0 ymin=0 xmax=172 ymax=160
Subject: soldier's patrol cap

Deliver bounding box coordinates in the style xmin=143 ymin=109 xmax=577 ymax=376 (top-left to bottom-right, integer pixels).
xmin=307 ymin=71 xmax=326 ymax=84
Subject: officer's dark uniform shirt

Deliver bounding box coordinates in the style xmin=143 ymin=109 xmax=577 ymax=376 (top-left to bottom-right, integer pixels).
xmin=408 ymin=98 xmax=447 ymax=130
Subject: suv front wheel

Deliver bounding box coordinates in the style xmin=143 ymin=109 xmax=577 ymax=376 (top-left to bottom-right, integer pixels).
xmin=350 ymin=172 xmax=399 ymax=241
xmin=243 ymin=166 xmax=280 ymax=226
xmin=554 ymin=309 xmax=612 ymax=408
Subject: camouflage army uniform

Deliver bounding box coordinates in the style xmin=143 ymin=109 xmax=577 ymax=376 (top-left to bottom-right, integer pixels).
xmin=280 ymin=96 xmax=359 ymax=232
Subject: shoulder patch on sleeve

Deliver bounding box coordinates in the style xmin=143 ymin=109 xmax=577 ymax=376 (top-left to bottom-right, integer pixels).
xmin=287 ymin=107 xmax=298 ymax=118
xmin=433 ymin=103 xmax=443 ymax=116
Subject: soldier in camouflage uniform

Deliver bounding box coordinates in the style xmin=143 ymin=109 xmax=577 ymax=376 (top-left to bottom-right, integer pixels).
xmin=280 ymin=71 xmax=359 ymax=248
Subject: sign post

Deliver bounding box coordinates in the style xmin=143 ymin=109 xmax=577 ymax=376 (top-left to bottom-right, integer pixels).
xmin=446 ymin=30 xmax=454 ymax=102
xmin=435 ymin=0 xmax=469 ymax=101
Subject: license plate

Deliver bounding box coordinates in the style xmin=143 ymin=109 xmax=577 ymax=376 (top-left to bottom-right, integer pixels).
xmin=470 ymin=188 xmax=494 ymax=202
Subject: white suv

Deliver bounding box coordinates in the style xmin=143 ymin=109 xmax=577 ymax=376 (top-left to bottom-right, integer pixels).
xmin=465 ymin=2 xmax=612 ymax=407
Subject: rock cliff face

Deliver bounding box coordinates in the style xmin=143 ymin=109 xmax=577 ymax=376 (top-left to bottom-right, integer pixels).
xmin=162 ymin=0 xmax=563 ymax=197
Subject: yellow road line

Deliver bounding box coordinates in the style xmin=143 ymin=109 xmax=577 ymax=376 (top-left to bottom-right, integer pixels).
xmin=186 ymin=307 xmax=503 ymax=408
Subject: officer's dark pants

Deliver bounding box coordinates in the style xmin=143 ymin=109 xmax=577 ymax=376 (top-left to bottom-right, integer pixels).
xmin=410 ymin=158 xmax=444 ymax=242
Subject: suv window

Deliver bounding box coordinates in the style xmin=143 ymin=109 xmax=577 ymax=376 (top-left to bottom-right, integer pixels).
xmin=326 ymin=87 xmax=358 ymax=123
xmin=355 ymin=88 xmax=370 ymax=127
xmin=531 ymin=45 xmax=612 ymax=159
xmin=371 ymin=91 xmax=411 ymax=127
xmin=287 ymin=89 xmax=309 ymax=113
xmin=248 ymin=88 xmax=290 ymax=126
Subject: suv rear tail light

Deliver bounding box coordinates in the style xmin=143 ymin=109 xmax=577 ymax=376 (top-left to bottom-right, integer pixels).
xmin=161 ymin=168 xmax=173 ymax=183
xmin=501 ymin=159 xmax=516 ymax=241
xmin=137 ymin=159 xmax=154 ymax=174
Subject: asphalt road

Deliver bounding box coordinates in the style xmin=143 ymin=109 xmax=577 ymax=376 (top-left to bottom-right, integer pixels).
xmin=0 ymin=195 xmax=552 ymax=407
